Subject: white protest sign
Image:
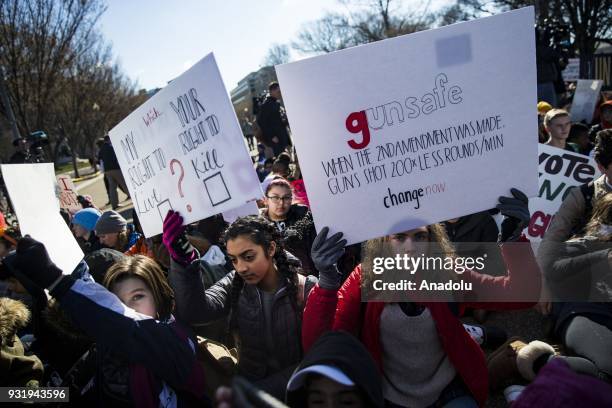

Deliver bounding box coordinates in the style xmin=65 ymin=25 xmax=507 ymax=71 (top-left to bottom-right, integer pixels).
xmin=222 ymin=201 xmax=259 ymax=224
xmin=526 ymin=144 xmax=600 ymax=243
xmin=109 ymin=53 xmax=262 ymax=237
xmin=1 ymin=164 xmax=84 ymax=274
xmin=56 ymin=175 xmax=81 ymax=213
xmin=276 ymin=7 xmax=538 ymax=245
xmin=561 ymin=58 xmax=580 ymax=81
xmin=571 ymin=79 xmax=603 ymax=123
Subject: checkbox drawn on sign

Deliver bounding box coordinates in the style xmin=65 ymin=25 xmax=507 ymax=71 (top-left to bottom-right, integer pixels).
xmin=204 ymin=172 xmax=231 ymax=206
xmin=157 ymin=199 xmax=173 ymax=222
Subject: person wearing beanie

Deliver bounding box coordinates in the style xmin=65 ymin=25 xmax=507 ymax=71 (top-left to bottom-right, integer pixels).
xmin=537 ymin=101 xmax=552 ymax=116
xmin=94 ymin=211 xmax=149 ymax=256
xmin=537 ymin=101 xmax=554 ymax=143
xmin=72 ymin=208 xmax=102 ymax=255
xmin=84 ymin=248 xmax=126 ymax=283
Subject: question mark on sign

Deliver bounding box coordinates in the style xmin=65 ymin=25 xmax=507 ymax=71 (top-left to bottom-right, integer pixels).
xmin=170 ymin=159 xmax=192 ymax=212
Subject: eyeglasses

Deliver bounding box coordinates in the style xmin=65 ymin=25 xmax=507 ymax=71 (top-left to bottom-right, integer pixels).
xmin=266 ymin=195 xmax=292 ymax=203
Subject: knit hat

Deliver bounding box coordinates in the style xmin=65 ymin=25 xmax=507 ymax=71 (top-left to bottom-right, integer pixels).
xmin=84 ymin=249 xmax=126 ymax=283
xmin=537 ymin=101 xmax=553 ymax=115
xmin=72 ymin=208 xmax=102 ymax=232
xmin=95 ymin=211 xmax=127 ymax=235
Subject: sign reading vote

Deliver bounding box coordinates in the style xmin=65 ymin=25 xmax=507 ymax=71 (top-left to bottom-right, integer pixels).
xmin=527 ymin=144 xmax=600 ymax=243
xmin=109 ymin=53 xmax=262 ymax=237
xmin=276 ymin=7 xmax=538 ymax=244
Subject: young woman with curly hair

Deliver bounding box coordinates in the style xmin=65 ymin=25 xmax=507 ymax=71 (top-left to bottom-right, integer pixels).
xmin=163 ymin=211 xmax=318 ymax=399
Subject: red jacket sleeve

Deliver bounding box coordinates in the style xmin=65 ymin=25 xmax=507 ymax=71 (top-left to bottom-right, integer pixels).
xmin=302 ymin=266 xmax=363 ymax=352
xmin=461 ymin=238 xmax=542 ymax=310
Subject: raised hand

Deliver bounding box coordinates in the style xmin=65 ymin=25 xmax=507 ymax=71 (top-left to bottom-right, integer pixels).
xmin=11 ymin=236 xmax=62 ymax=289
xmin=311 ymin=227 xmax=347 ymax=290
xmin=162 ymin=210 xmax=198 ymax=266
xmin=497 ymin=188 xmax=530 ymax=242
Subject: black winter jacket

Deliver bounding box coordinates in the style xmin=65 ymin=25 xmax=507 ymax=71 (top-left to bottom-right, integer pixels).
xmin=256 ymin=96 xmax=289 ymax=149
xmin=168 ymin=258 xmax=317 ymax=398
xmin=260 ymin=205 xmax=317 ymax=276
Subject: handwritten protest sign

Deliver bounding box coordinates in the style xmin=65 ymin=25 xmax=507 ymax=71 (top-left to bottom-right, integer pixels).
xmin=526 ymin=144 xmax=600 ymax=243
xmin=276 ymin=7 xmax=538 ymax=244
xmin=109 ymin=53 xmax=262 ymax=237
xmin=56 ymin=175 xmax=81 ymax=213
xmin=561 ymin=58 xmax=580 ymax=82
xmin=571 ymin=79 xmax=603 ymax=123
xmin=1 ymin=164 xmax=83 ymax=274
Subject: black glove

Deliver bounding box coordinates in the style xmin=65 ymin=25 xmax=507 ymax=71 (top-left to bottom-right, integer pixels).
xmin=11 ymin=236 xmax=62 ymax=289
xmin=311 ymin=227 xmax=346 ymax=290
xmin=496 ymin=188 xmax=530 ymax=242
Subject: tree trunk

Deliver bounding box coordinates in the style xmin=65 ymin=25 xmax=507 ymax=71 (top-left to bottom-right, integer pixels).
xmin=72 ymin=152 xmax=80 ymax=179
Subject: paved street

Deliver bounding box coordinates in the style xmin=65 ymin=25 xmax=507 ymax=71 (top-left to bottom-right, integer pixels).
xmin=74 ymin=172 xmax=135 ymax=222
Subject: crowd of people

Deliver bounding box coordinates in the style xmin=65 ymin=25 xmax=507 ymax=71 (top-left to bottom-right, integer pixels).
xmin=1 ymin=72 xmax=611 ymax=408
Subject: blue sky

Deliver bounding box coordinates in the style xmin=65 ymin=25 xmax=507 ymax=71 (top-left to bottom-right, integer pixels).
xmin=100 ymin=0 xmax=451 ymax=92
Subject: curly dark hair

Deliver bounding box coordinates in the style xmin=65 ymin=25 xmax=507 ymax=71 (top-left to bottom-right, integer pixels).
xmin=223 ymin=215 xmax=301 ymax=333
xmin=594 ymin=129 xmax=612 ymax=168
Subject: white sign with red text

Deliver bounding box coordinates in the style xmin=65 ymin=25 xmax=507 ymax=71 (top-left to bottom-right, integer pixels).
xmin=56 ymin=175 xmax=81 ymax=213
xmin=276 ymin=7 xmax=538 ymax=244
xmin=526 ymin=144 xmax=600 ymax=243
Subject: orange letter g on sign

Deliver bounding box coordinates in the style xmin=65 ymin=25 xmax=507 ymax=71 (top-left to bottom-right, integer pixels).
xmin=345 ymin=111 xmax=370 ymax=150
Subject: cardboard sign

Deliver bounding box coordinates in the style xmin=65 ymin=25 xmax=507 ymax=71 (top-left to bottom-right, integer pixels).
xmin=109 ymin=53 xmax=262 ymax=237
xmin=571 ymin=79 xmax=603 ymax=123
xmin=1 ymin=164 xmax=84 ymax=274
xmin=561 ymin=58 xmax=580 ymax=81
xmin=56 ymin=175 xmax=81 ymax=213
xmin=526 ymin=144 xmax=600 ymax=243
xmin=276 ymin=7 xmax=538 ymax=244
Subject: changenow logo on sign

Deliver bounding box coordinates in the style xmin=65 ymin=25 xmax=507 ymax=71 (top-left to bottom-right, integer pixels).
xmin=382 ymin=181 xmax=447 ymax=210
